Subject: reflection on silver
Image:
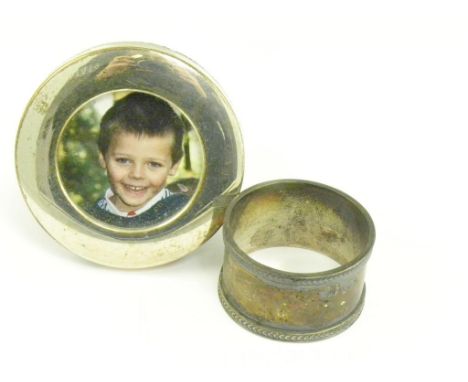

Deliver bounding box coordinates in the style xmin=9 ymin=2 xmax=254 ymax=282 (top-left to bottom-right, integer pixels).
xmin=16 ymin=42 xmax=244 ymax=268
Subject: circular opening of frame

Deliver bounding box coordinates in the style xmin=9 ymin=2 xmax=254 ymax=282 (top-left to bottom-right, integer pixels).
xmin=56 ymin=90 xmax=205 ymax=231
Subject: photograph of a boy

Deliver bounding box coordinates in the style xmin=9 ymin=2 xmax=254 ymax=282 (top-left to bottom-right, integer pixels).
xmin=90 ymin=92 xmax=190 ymax=227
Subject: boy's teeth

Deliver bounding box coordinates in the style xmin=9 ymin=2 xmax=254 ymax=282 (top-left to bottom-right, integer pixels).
xmin=127 ymin=185 xmax=144 ymax=191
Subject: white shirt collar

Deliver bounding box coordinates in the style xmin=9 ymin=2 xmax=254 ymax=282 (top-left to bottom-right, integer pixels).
xmin=103 ymin=187 xmax=172 ymax=217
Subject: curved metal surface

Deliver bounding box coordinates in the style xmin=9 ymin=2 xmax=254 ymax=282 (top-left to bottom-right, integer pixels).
xmin=16 ymin=42 xmax=244 ymax=268
xmin=219 ymin=180 xmax=375 ymax=341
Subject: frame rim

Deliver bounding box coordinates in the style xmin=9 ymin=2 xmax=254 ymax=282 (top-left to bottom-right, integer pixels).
xmin=16 ymin=42 xmax=244 ymax=268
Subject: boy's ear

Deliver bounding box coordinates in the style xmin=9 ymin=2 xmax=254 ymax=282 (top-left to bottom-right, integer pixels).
xmin=168 ymin=160 xmax=181 ymax=176
xmin=98 ymin=152 xmax=107 ymax=169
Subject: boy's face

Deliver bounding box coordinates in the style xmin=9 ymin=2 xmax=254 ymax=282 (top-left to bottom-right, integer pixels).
xmin=99 ymin=131 xmax=180 ymax=213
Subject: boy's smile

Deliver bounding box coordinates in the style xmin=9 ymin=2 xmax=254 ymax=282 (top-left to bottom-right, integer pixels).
xmin=99 ymin=132 xmax=179 ymax=213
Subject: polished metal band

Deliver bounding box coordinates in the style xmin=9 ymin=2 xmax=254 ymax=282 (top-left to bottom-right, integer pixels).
xmin=218 ymin=180 xmax=375 ymax=342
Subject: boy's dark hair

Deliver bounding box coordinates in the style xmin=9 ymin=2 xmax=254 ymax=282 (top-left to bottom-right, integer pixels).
xmin=98 ymin=92 xmax=185 ymax=163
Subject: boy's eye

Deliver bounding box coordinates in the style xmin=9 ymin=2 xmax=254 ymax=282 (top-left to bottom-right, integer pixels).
xmin=115 ymin=157 xmax=131 ymax=165
xmin=148 ymin=161 xmax=162 ymax=169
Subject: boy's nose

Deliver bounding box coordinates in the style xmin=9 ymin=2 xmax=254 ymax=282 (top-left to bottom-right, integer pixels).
xmin=129 ymin=163 xmax=144 ymax=178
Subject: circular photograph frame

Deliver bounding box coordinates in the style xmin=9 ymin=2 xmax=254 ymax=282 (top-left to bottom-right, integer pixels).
xmin=16 ymin=42 xmax=244 ymax=268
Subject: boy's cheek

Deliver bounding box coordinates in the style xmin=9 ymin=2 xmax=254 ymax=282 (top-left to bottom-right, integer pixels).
xmin=107 ymin=164 xmax=126 ymax=178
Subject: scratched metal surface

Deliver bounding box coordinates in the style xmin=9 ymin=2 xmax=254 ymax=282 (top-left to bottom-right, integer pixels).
xmin=16 ymin=43 xmax=244 ymax=268
xmin=219 ymin=180 xmax=375 ymax=341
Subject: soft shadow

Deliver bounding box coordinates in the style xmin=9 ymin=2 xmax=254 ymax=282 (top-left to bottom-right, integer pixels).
xmin=174 ymin=229 xmax=225 ymax=271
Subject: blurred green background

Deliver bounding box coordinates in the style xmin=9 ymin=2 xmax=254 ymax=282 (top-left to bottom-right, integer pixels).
xmin=57 ymin=91 xmax=203 ymax=210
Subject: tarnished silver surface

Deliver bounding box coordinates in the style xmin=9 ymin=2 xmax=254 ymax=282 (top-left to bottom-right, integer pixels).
xmin=16 ymin=43 xmax=243 ymax=268
xmin=219 ymin=180 xmax=375 ymax=341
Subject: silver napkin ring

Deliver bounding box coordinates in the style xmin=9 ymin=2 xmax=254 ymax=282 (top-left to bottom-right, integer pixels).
xmin=218 ymin=180 xmax=375 ymax=341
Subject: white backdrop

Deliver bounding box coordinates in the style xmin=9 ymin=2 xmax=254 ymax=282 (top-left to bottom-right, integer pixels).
xmin=1 ymin=1 xmax=466 ymax=380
